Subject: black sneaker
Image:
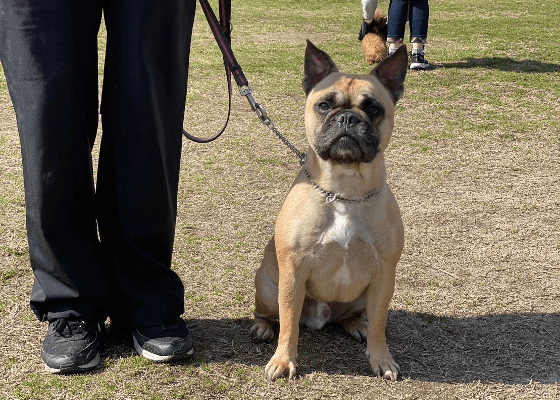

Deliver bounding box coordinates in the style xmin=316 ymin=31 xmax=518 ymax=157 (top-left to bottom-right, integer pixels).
xmin=410 ymin=51 xmax=430 ymax=70
xmin=131 ymin=318 xmax=193 ymax=362
xmin=41 ymin=318 xmax=101 ymax=374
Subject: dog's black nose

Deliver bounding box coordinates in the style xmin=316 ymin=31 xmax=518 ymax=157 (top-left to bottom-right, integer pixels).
xmin=335 ymin=112 xmax=360 ymax=127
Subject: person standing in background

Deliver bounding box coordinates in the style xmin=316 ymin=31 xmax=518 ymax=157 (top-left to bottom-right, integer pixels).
xmin=359 ymin=0 xmax=380 ymax=40
xmin=359 ymin=0 xmax=390 ymax=65
xmin=386 ymin=0 xmax=430 ymax=70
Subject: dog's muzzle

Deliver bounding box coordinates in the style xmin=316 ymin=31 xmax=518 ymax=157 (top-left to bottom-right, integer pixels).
xmin=316 ymin=111 xmax=379 ymax=164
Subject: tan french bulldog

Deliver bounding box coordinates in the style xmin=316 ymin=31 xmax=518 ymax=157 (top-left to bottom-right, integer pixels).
xmin=251 ymin=41 xmax=407 ymax=381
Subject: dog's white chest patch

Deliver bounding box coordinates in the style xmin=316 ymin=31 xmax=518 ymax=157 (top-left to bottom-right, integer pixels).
xmin=319 ymin=202 xmax=370 ymax=249
xmin=310 ymin=201 xmax=376 ymax=298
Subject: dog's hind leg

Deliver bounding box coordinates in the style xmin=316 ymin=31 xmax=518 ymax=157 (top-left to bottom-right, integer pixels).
xmin=251 ymin=239 xmax=280 ymax=343
xmin=329 ymin=297 xmax=368 ymax=342
xmin=339 ymin=315 xmax=368 ymax=342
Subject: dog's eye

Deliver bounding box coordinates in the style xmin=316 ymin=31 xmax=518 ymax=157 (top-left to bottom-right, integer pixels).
xmin=368 ymin=105 xmax=381 ymax=116
xmin=317 ymin=102 xmax=331 ymax=113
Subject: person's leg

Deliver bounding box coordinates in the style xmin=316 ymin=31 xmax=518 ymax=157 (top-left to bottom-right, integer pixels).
xmin=386 ymin=0 xmax=409 ymax=55
xmin=409 ymin=0 xmax=429 ymax=43
xmin=97 ymin=0 xmax=195 ymax=330
xmin=0 ymin=0 xmax=107 ymax=373
xmin=409 ymin=0 xmax=430 ymax=69
xmin=0 ymin=0 xmax=108 ymax=323
xmin=362 ymin=0 xmax=380 ymax=23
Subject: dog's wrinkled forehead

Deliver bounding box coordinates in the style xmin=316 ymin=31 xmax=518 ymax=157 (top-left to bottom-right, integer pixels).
xmin=309 ymin=74 xmax=392 ymax=106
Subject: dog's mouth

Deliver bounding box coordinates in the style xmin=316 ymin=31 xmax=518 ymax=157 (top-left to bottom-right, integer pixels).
xmin=328 ymin=135 xmax=366 ymax=163
xmin=316 ymin=112 xmax=379 ymax=164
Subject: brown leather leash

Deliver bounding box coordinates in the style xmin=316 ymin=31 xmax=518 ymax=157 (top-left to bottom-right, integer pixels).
xmin=184 ymin=0 xmax=307 ymax=165
xmin=182 ymin=0 xmax=240 ymax=143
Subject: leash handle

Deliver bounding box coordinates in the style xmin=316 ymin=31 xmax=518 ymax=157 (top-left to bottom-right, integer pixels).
xmin=183 ymin=0 xmax=237 ymax=143
xmin=183 ymin=0 xmax=306 ymax=166
xmin=218 ymin=0 xmax=231 ymax=41
xmin=199 ymin=0 xmax=248 ymax=87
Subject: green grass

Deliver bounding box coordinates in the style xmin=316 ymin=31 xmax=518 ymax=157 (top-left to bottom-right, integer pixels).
xmin=0 ymin=269 xmax=19 ymax=283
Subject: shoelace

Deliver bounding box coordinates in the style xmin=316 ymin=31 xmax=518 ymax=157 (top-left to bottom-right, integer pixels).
xmin=53 ymin=318 xmax=89 ymax=337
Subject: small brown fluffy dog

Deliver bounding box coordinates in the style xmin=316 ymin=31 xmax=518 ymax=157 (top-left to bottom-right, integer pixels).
xmin=362 ymin=10 xmax=388 ymax=64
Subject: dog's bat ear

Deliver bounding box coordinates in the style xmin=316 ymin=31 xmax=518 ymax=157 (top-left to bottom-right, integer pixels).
xmin=371 ymin=45 xmax=408 ymax=103
xmin=302 ymin=40 xmax=339 ymax=96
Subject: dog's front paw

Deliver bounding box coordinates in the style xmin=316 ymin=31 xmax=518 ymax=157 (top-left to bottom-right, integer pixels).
xmin=366 ymin=344 xmax=400 ymax=381
xmin=250 ymin=319 xmax=275 ymax=343
xmin=265 ymin=352 xmax=296 ymax=381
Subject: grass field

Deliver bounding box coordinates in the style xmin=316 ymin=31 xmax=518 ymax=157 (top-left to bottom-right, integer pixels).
xmin=1 ymin=0 xmax=559 ymax=399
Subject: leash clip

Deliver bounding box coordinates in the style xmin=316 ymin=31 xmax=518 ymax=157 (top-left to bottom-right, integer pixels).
xmin=239 ymin=84 xmax=269 ymax=123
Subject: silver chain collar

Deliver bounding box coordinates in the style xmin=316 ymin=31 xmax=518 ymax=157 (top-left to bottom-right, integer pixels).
xmin=304 ymin=169 xmax=379 ymax=203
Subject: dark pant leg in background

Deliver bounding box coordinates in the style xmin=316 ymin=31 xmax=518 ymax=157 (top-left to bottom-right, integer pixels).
xmin=409 ymin=0 xmax=429 ymax=41
xmin=387 ymin=0 xmax=409 ymax=40
xmin=387 ymin=0 xmax=429 ymax=41
xmin=97 ymin=0 xmax=196 ymax=328
xmin=0 ymin=0 xmax=109 ymax=322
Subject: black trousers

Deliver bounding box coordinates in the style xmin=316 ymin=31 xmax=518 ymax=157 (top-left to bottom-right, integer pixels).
xmin=0 ymin=0 xmax=196 ymax=327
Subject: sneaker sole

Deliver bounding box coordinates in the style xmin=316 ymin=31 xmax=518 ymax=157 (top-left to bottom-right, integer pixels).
xmin=44 ymin=352 xmax=101 ymax=374
xmin=410 ymin=63 xmax=429 ymax=70
xmin=133 ymin=336 xmax=193 ymax=362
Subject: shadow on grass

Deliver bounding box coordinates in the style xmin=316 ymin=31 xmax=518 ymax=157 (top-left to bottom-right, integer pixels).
xmin=440 ymin=58 xmax=560 ymax=73
xmin=99 ymin=311 xmax=560 ymax=385
xmin=386 ymin=310 xmax=560 ymax=385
